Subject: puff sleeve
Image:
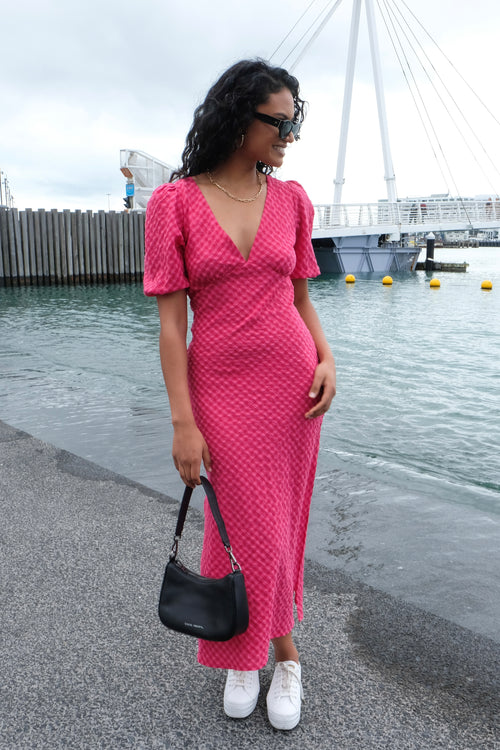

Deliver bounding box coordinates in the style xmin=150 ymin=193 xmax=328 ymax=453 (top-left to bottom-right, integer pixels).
xmin=288 ymin=180 xmax=321 ymax=279
xmin=143 ymin=182 xmax=189 ymax=296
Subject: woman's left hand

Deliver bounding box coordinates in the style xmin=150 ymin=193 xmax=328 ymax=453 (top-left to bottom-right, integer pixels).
xmin=305 ymin=359 xmax=336 ymax=419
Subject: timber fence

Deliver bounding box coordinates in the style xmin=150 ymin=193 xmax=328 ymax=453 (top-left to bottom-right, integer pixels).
xmin=0 ymin=208 xmax=145 ymax=286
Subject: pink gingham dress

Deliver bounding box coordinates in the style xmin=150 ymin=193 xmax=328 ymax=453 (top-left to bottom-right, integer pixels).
xmin=144 ymin=175 xmax=322 ymax=670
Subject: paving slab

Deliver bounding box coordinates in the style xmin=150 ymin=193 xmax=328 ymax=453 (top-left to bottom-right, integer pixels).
xmin=0 ymin=419 xmax=499 ymax=749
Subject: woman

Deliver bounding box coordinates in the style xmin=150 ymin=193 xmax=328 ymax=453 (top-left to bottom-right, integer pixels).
xmin=144 ymin=59 xmax=335 ymax=730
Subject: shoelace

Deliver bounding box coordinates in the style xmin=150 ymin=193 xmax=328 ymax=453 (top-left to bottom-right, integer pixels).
xmin=228 ymin=670 xmax=254 ymax=691
xmin=275 ymin=663 xmax=304 ymax=701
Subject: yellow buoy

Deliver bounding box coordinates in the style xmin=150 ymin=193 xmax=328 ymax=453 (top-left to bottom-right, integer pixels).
xmin=430 ymin=278 xmax=441 ymax=288
xmin=382 ymin=275 xmax=393 ymax=285
xmin=345 ymin=274 xmax=356 ymax=283
xmin=481 ymin=280 xmax=493 ymax=290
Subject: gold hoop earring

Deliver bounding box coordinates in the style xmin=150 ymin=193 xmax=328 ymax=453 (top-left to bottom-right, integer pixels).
xmin=239 ymin=133 xmax=245 ymax=148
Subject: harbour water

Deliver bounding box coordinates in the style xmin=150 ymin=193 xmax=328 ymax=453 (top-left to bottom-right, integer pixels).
xmin=1 ymin=247 xmax=499 ymax=642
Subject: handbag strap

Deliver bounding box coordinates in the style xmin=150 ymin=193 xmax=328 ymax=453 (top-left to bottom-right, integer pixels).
xmin=170 ymin=476 xmax=241 ymax=571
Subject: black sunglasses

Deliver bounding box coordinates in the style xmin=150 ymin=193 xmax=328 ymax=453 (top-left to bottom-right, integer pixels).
xmin=254 ymin=112 xmax=301 ymax=140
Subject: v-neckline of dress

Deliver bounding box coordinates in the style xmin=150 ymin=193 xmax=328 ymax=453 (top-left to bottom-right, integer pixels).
xmin=189 ymin=175 xmax=271 ymax=263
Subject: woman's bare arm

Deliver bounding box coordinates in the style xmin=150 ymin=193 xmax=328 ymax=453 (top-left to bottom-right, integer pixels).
xmin=156 ymin=291 xmax=212 ymax=487
xmin=292 ymin=278 xmax=336 ymax=419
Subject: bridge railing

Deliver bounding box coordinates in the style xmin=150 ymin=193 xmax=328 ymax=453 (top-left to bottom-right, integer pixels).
xmin=313 ymin=199 xmax=500 ymax=230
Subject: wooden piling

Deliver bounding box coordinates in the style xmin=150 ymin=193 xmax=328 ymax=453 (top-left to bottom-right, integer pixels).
xmin=87 ymin=210 xmax=97 ymax=283
xmin=46 ymin=210 xmax=56 ymax=283
xmin=96 ymin=211 xmax=105 ymax=283
xmin=76 ymin=210 xmax=85 ymax=283
xmin=20 ymin=210 xmax=30 ymax=284
xmin=25 ymin=210 xmax=35 ymax=284
xmin=6 ymin=208 xmax=18 ymax=283
xmin=40 ymin=209 xmax=51 ymax=284
xmin=0 ymin=208 xmax=146 ymax=286
xmin=0 ymin=208 xmax=9 ymax=283
xmin=82 ymin=210 xmax=91 ymax=283
xmin=52 ymin=209 xmax=62 ymax=283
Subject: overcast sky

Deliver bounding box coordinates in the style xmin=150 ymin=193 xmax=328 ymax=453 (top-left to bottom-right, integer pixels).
xmin=2 ymin=0 xmax=500 ymax=211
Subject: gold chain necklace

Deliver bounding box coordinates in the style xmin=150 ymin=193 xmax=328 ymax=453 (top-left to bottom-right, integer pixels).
xmin=207 ymin=170 xmax=263 ymax=203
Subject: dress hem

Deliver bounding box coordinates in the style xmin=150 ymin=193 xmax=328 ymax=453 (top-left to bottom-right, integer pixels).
xmin=197 ymin=612 xmax=305 ymax=672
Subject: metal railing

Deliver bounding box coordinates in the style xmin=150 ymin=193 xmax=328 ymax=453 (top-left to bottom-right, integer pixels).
xmin=313 ymin=199 xmax=500 ymax=231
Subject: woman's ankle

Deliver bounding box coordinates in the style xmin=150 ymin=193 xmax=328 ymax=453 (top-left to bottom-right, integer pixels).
xmin=275 ymin=652 xmax=299 ymax=664
xmin=271 ymin=635 xmax=299 ymax=664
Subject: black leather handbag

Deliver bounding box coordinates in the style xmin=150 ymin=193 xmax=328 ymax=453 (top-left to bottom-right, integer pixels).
xmin=158 ymin=476 xmax=249 ymax=641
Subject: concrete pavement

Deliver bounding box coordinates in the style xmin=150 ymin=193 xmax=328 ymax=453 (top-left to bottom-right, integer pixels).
xmin=1 ymin=419 xmax=499 ymax=749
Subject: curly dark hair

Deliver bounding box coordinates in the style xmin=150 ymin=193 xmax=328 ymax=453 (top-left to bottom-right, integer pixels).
xmin=170 ymin=58 xmax=306 ymax=180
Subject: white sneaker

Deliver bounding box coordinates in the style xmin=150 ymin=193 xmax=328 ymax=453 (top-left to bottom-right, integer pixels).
xmin=223 ymin=670 xmax=260 ymax=719
xmin=266 ymin=660 xmax=303 ymax=730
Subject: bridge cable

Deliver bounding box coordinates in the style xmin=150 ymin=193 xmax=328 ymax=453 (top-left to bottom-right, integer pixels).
xmin=386 ymin=0 xmax=500 ymax=196
xmin=375 ymin=0 xmax=453 ymax=197
xmin=381 ymin=0 xmax=485 ymax=221
xmin=399 ymin=0 xmax=500 ymax=132
xmin=267 ymin=0 xmax=497 ymax=229
xmin=268 ymin=0 xmax=318 ymax=62
xmin=378 ymin=0 xmax=497 ymax=221
xmin=277 ymin=0 xmax=344 ymax=70
xmin=378 ymin=0 xmax=470 ymax=214
xmin=284 ymin=0 xmax=345 ymax=73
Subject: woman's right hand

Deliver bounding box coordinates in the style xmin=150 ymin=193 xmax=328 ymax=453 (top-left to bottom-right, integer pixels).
xmin=172 ymin=421 xmax=212 ymax=488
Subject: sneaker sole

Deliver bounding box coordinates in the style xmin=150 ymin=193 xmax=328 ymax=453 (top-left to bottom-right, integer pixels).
xmin=267 ymin=707 xmax=301 ymax=730
xmin=224 ymin=695 xmax=259 ymax=719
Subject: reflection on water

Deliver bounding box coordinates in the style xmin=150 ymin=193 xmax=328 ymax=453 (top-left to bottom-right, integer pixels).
xmin=1 ymin=248 xmax=499 ymax=641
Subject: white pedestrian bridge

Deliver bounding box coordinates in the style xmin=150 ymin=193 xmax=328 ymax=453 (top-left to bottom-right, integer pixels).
xmin=119 ymin=150 xmax=500 ymax=239
xmin=313 ymin=198 xmax=500 ymax=239
xmin=118 ymin=151 xmax=500 ymax=272
xmin=311 ymin=198 xmax=500 ymax=273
